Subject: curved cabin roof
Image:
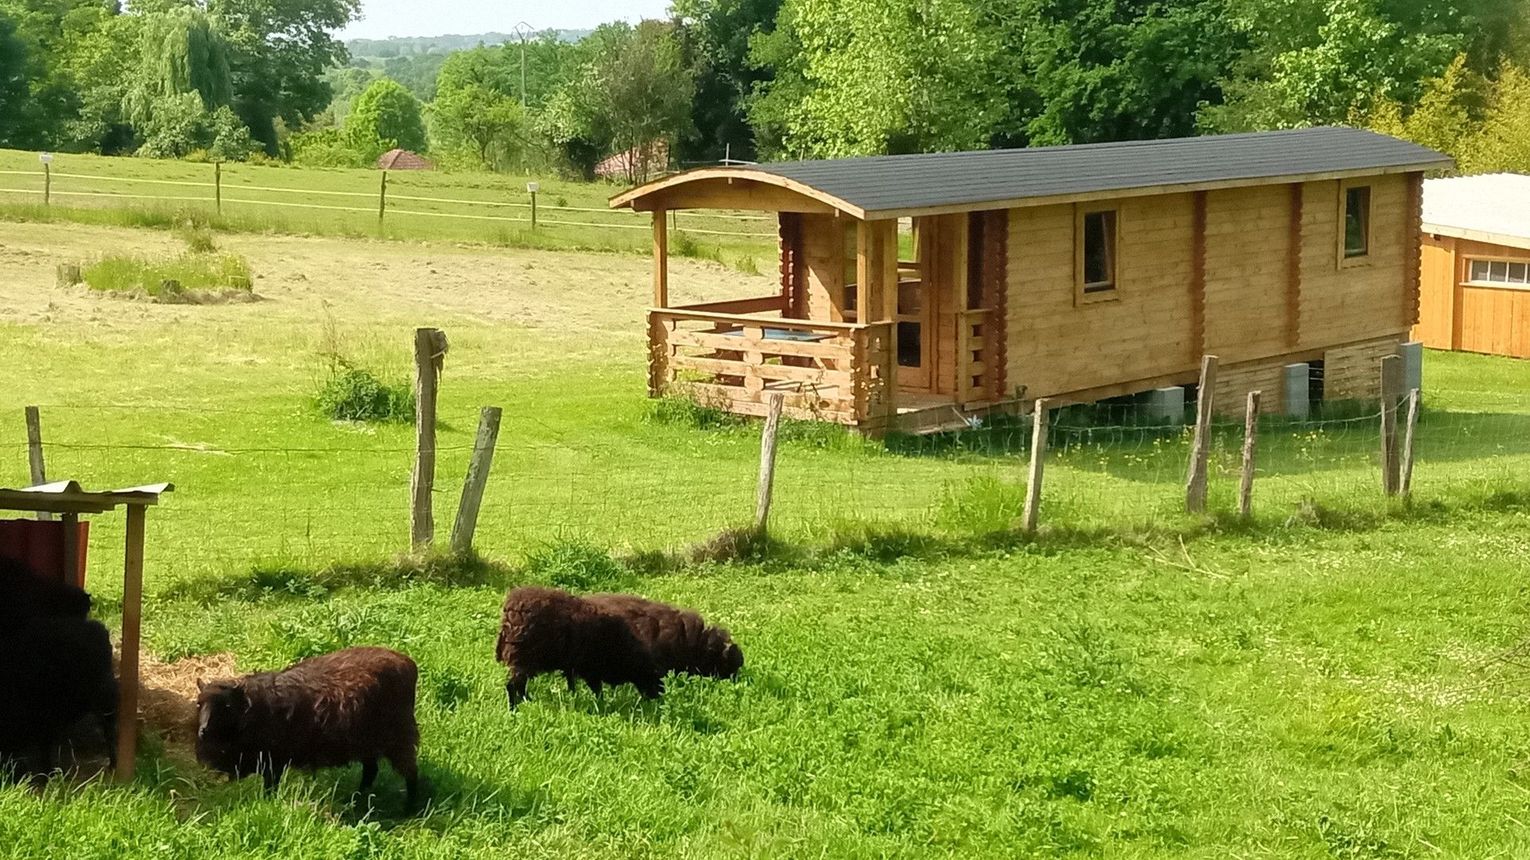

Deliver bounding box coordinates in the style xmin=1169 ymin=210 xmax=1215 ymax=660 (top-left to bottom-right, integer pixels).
xmin=611 ymin=127 xmax=1452 ymax=221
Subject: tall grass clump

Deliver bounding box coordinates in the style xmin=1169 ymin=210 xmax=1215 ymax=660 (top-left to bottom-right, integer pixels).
xmin=523 ymin=539 xmax=633 ymax=591
xmin=81 ymin=252 xmax=253 ymax=299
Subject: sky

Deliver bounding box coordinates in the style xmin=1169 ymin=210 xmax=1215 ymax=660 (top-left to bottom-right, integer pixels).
xmin=339 ymin=0 xmax=673 ymax=40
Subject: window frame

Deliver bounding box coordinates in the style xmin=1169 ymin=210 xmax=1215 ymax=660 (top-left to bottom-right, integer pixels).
xmin=1463 ymin=255 xmax=1530 ymax=290
xmin=1075 ymin=205 xmax=1121 ymax=305
xmin=1337 ymin=179 xmax=1374 ymax=268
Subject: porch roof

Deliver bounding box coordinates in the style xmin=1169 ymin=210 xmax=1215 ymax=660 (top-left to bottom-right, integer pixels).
xmin=612 ymin=127 xmax=1451 ymax=220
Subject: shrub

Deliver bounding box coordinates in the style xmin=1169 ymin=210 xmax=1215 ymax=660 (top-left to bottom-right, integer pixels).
xmin=523 ymin=539 xmax=632 ymax=591
xmin=646 ymin=395 xmax=746 ymax=431
xmin=176 ymin=225 xmax=217 ymax=253
xmin=313 ymin=364 xmax=415 ymax=424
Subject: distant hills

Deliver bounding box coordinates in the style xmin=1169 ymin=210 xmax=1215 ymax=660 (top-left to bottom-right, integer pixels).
xmin=346 ymin=31 xmax=592 ymax=58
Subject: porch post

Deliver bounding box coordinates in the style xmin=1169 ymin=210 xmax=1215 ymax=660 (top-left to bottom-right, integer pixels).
xmin=856 ymin=221 xmax=873 ymax=323
xmin=652 ymin=209 xmax=669 ymax=308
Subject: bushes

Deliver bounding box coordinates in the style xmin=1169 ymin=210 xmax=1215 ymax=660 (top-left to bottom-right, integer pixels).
xmin=313 ymin=364 xmax=414 ymax=424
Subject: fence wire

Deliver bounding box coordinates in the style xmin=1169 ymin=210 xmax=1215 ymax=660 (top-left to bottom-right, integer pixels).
xmin=6 ymin=389 xmax=1528 ymax=601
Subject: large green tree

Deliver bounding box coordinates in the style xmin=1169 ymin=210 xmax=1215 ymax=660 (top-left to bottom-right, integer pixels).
xmin=430 ymin=83 xmax=525 ymax=170
xmin=123 ymin=7 xmax=233 ymax=131
xmin=208 ymin=0 xmax=359 ymax=153
xmin=345 ymin=76 xmax=426 ymax=156
xmin=0 ymin=12 xmax=29 ymax=147
xmin=540 ymin=22 xmax=694 ymax=180
xmin=673 ymin=0 xmax=781 ymax=161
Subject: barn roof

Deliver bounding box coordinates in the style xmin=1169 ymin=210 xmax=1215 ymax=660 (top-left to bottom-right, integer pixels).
xmin=1423 ymin=174 xmax=1530 ymax=251
xmin=612 ymin=127 xmax=1452 ymax=219
xmin=377 ymin=149 xmax=434 ymax=171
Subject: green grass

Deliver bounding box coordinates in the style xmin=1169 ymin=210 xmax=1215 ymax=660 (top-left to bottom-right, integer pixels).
xmin=81 ymin=251 xmax=253 ymax=299
xmin=0 ymin=148 xmax=775 ymax=267
xmin=5 ymin=219 xmax=1530 ymax=856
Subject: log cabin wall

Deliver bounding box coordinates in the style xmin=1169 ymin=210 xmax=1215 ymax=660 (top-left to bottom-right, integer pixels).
xmin=800 ymin=213 xmax=850 ymax=323
xmin=1003 ymin=173 xmax=1419 ymax=411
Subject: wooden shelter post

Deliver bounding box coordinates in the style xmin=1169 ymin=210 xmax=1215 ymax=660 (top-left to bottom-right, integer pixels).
xmin=652 ymin=209 xmax=669 ymax=308
xmin=116 ymin=503 xmax=146 ymax=782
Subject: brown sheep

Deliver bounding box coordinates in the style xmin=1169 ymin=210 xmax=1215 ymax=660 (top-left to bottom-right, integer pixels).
xmin=194 ymin=647 xmax=420 ymax=808
xmin=496 ymin=586 xmax=664 ymax=708
xmin=585 ymin=594 xmax=744 ymax=681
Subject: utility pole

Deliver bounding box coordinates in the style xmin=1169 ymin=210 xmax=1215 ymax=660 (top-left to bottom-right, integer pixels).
xmin=513 ymin=22 xmax=534 ymax=108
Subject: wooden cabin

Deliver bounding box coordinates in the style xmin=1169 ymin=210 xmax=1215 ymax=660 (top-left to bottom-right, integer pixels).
xmin=612 ymin=127 xmax=1451 ymax=434
xmin=1414 ymin=174 xmax=1530 ymax=359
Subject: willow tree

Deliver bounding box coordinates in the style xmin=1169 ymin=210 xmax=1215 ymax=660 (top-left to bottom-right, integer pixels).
xmin=123 ymin=6 xmax=233 ymax=130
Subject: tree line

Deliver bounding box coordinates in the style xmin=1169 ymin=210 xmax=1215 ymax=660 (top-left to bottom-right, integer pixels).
xmin=2 ymin=0 xmax=1527 ymax=180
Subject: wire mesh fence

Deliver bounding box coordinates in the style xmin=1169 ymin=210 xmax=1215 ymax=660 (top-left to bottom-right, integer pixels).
xmin=7 ymin=383 xmax=1528 ymax=601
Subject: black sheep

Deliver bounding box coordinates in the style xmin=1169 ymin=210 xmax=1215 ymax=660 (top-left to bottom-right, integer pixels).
xmin=585 ymin=594 xmax=744 ymax=681
xmin=194 ymin=647 xmax=421 ymax=808
xmin=0 ymin=556 xmax=91 ymax=624
xmin=0 ymin=616 xmax=118 ymax=774
xmin=496 ymin=586 xmax=665 ymax=708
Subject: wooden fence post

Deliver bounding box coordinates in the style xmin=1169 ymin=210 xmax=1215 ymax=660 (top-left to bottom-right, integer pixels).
xmin=410 ymin=327 xmax=447 ymax=550
xmin=450 ymin=406 xmax=502 ymax=555
xmin=1380 ymin=354 xmax=1403 ymax=496
xmin=1022 ymin=398 xmax=1050 ymax=533
xmin=1185 ymin=355 xmax=1219 ymax=513
xmin=43 ymin=161 xmax=50 ymax=206
xmin=1238 ymin=390 xmax=1261 ymax=519
xmin=115 ymin=503 xmax=145 ymax=782
xmin=1400 ymin=388 xmax=1420 ymax=498
xmin=24 ymin=406 xmax=50 ymax=521
xmin=755 ymin=392 xmax=785 ymax=532
xmin=378 ymin=170 xmax=389 ymax=227
xmin=214 ymin=161 xmax=222 ymax=215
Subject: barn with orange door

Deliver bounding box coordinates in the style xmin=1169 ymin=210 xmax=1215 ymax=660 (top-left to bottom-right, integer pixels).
xmin=1414 ymin=174 xmax=1530 ymax=359
xmin=614 ymin=128 xmax=1449 ymax=434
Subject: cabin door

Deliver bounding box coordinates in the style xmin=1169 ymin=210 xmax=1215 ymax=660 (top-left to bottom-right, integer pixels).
xmin=896 ymin=218 xmax=940 ymax=391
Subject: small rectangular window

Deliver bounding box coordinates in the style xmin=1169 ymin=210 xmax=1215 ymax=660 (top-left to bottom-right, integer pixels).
xmin=1466 ymin=257 xmax=1530 ymax=286
xmin=1077 ymin=208 xmax=1118 ymax=302
xmin=1344 ymin=186 xmax=1371 ymax=258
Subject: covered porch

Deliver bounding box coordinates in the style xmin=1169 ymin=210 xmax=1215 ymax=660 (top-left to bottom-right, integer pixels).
xmin=613 ymin=170 xmax=1009 ymax=434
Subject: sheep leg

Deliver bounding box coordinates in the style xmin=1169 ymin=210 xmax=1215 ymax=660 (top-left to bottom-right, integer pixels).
xmin=260 ymin=762 xmax=285 ymax=795
xmin=586 ymin=678 xmax=603 ymax=697
xmin=357 ymin=758 xmax=379 ymax=796
xmin=638 ymin=674 xmax=665 ymax=701
xmin=505 ymin=670 xmax=530 ymax=709
xmin=563 ymin=670 xmax=579 ymax=693
xmin=101 ymin=710 xmax=119 ymax=771
xmin=388 ymin=747 xmax=421 ymax=813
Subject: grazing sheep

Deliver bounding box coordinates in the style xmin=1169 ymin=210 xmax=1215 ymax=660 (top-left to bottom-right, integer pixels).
xmin=0 ymin=616 xmax=118 ymax=774
xmin=0 ymin=556 xmax=91 ymax=624
xmin=496 ymin=586 xmax=665 ymax=708
xmin=586 ymin=594 xmax=744 ymax=681
xmin=194 ymin=647 xmax=420 ymax=808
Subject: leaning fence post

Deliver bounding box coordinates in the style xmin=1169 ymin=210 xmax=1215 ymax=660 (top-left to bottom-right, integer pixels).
xmin=24 ymin=406 xmax=51 ymax=522
xmin=1238 ymin=390 xmax=1261 ymax=519
xmin=378 ymin=170 xmax=389 ymax=227
xmin=1380 ymin=354 xmax=1403 ymax=497
xmin=450 ymin=406 xmax=502 ymax=555
xmin=1185 ymin=355 xmax=1219 ymax=514
xmin=1400 ymin=388 xmax=1420 ymax=499
xmin=410 ymin=327 xmax=447 ymax=550
xmin=1022 ymin=398 xmax=1050 ymax=533
xmin=755 ymin=392 xmax=785 ymax=532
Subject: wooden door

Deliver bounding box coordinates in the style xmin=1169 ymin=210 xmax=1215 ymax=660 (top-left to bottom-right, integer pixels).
xmin=895 ymin=273 xmax=935 ymax=391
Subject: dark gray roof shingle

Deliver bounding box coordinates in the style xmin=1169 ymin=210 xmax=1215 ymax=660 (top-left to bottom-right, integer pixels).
xmin=753 ymin=127 xmax=1450 ymax=216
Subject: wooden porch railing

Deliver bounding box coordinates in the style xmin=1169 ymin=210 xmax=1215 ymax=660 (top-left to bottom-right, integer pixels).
xmin=649 ymin=306 xmax=895 ymax=428
xmin=955 ymin=308 xmax=995 ymax=407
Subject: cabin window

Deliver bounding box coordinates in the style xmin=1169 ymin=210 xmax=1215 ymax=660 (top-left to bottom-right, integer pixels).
xmin=1341 ymin=183 xmax=1372 ymax=262
xmin=1467 ymin=258 xmax=1530 ymax=287
xmin=1076 ymin=207 xmax=1118 ymax=303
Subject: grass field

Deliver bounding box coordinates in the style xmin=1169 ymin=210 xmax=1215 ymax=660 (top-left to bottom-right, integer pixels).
xmin=3 ymin=216 xmax=1530 ymax=857
xmin=0 ymin=148 xmax=777 ymax=266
